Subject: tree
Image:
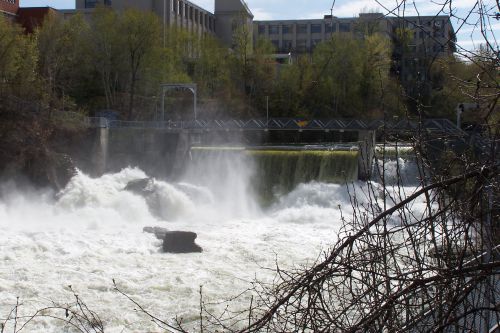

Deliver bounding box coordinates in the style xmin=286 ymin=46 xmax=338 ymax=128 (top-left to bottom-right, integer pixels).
xmin=36 ymin=12 xmax=91 ymax=113
xmin=89 ymin=7 xmax=125 ymax=111
xmin=0 ymin=16 xmax=38 ymax=100
xmin=120 ymin=9 xmax=161 ymax=120
xmin=194 ymin=35 xmax=230 ymax=98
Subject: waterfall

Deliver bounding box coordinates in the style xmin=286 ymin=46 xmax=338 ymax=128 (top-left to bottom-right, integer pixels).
xmin=187 ymin=147 xmax=359 ymax=206
xmin=371 ymin=144 xmax=421 ymax=186
xmin=250 ymin=149 xmax=358 ymax=204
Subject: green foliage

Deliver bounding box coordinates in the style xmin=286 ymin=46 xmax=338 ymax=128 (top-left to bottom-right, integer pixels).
xmin=120 ymin=9 xmax=161 ymax=119
xmin=0 ymin=8 xmax=487 ymax=122
xmin=393 ymin=27 xmax=413 ymax=51
xmin=36 ymin=12 xmax=92 ymax=108
xmin=0 ymin=16 xmax=38 ymax=98
xmin=266 ymin=34 xmax=401 ymax=119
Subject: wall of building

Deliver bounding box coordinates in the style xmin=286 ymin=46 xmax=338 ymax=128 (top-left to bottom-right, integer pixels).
xmin=0 ymin=0 xmax=19 ymax=17
xmin=254 ymin=18 xmax=358 ymax=54
xmin=254 ymin=14 xmax=455 ymax=58
xmin=215 ymin=0 xmax=253 ymax=48
xmin=160 ymin=0 xmax=216 ymax=35
xmin=72 ymin=0 xmax=216 ymax=36
xmin=17 ymin=7 xmax=59 ymax=33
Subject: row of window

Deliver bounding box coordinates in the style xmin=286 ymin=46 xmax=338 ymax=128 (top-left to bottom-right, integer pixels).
xmin=394 ymin=28 xmax=446 ymax=39
xmin=171 ymin=0 xmax=214 ymax=30
xmin=270 ymin=38 xmax=326 ymax=52
xmin=1 ymin=0 xmax=17 ymax=4
xmin=85 ymin=0 xmax=111 ymax=8
xmin=399 ymin=19 xmax=447 ymax=30
xmin=405 ymin=43 xmax=445 ymax=53
xmin=259 ymin=22 xmax=352 ymax=35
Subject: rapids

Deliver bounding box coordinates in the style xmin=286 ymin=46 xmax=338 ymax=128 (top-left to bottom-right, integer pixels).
xmin=0 ymin=149 xmax=421 ymax=332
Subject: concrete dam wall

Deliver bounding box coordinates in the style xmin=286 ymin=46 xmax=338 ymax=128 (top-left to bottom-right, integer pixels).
xmin=84 ymin=127 xmax=375 ymax=182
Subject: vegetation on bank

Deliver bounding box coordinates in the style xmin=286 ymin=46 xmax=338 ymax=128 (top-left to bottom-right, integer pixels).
xmin=1 ymin=8 xmax=497 ymax=122
xmin=0 ymin=7 xmax=497 ymax=188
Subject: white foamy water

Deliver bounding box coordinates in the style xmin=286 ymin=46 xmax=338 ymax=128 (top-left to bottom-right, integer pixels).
xmin=0 ymin=152 xmax=423 ymax=332
xmin=0 ymin=166 xmax=364 ymax=332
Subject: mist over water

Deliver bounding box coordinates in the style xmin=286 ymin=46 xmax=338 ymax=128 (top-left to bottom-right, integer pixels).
xmin=0 ymin=149 xmax=420 ymax=332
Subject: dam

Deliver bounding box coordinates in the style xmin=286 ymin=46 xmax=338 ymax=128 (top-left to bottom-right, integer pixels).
xmin=84 ymin=117 xmax=464 ymax=187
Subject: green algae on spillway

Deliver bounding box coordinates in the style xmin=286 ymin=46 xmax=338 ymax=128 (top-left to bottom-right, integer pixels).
xmin=248 ymin=149 xmax=359 ymax=184
xmin=189 ymin=147 xmax=359 ymax=205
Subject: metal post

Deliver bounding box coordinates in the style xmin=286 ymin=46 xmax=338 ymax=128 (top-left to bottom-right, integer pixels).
xmin=161 ymin=88 xmax=165 ymax=122
xmin=482 ymin=184 xmax=493 ymax=333
xmin=163 ymin=0 xmax=166 ymax=48
xmin=266 ymin=96 xmax=269 ymax=127
xmin=193 ymin=88 xmax=197 ymax=121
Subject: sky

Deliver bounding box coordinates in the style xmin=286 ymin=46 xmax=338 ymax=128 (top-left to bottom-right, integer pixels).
xmin=20 ymin=0 xmax=500 ymax=52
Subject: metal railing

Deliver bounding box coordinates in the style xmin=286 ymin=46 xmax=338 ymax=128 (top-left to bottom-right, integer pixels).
xmin=84 ymin=117 xmax=465 ymax=135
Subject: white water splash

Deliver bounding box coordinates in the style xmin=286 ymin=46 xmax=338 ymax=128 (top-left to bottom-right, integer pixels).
xmin=0 ymin=154 xmax=425 ymax=332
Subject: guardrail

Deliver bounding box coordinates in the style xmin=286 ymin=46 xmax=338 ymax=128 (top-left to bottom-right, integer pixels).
xmin=84 ymin=117 xmax=465 ymax=134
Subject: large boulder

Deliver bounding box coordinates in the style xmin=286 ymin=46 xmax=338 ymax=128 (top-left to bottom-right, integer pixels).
xmin=163 ymin=231 xmax=203 ymax=253
xmin=124 ymin=178 xmax=154 ymax=195
xmin=143 ymin=226 xmax=169 ymax=240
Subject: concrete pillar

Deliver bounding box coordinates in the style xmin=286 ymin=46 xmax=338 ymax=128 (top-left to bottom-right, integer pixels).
xmin=171 ymin=132 xmax=191 ymax=177
xmin=358 ymin=130 xmax=376 ymax=181
xmin=92 ymin=127 xmax=109 ymax=176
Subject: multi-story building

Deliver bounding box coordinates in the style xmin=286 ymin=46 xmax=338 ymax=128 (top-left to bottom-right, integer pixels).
xmin=63 ymin=0 xmax=253 ymax=45
xmin=254 ymin=13 xmax=455 ymax=57
xmin=254 ymin=12 xmax=456 ymax=89
xmin=0 ymin=0 xmax=19 ymax=19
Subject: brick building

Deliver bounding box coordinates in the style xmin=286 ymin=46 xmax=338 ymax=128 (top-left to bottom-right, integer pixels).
xmin=0 ymin=0 xmax=19 ymax=19
xmin=17 ymin=7 xmax=59 ymax=33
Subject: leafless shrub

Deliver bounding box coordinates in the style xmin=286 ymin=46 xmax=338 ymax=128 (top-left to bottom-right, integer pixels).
xmin=1 ymin=287 xmax=103 ymax=333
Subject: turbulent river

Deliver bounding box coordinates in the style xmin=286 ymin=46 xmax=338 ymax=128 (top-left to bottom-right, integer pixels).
xmin=0 ymin=151 xmax=420 ymax=332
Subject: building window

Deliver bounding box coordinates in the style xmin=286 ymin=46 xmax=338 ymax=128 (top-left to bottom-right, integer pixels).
xmin=85 ymin=0 xmax=98 ymax=8
xmin=297 ymin=39 xmax=307 ymax=52
xmin=297 ymin=24 xmax=308 ymax=34
xmin=189 ymin=7 xmax=193 ymax=20
xmin=311 ymin=24 xmax=321 ymax=33
xmin=269 ymin=25 xmax=279 ymax=35
xmin=312 ymin=39 xmax=322 ymax=48
xmin=282 ymin=39 xmax=292 ymax=51
xmin=434 ymin=30 xmax=445 ymax=37
xmin=258 ymin=25 xmax=266 ymax=34
xmin=282 ymin=25 xmax=292 ymax=34
xmin=433 ymin=44 xmax=444 ymax=53
xmin=271 ymin=40 xmax=279 ymax=50
xmin=325 ymin=23 xmax=336 ymax=33
xmin=339 ymin=23 xmax=351 ymax=32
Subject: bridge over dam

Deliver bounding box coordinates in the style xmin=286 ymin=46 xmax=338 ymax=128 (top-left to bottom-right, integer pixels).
xmin=84 ymin=117 xmax=466 ymax=182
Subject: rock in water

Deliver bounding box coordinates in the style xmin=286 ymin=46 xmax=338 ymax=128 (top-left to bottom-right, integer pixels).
xmin=163 ymin=231 xmax=203 ymax=253
xmin=124 ymin=178 xmax=154 ymax=195
xmin=143 ymin=226 xmax=169 ymax=240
